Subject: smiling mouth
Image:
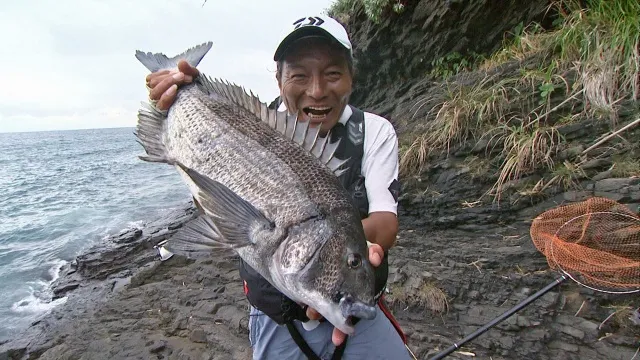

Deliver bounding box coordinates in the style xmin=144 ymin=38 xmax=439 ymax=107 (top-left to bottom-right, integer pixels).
xmin=303 ymin=106 xmax=332 ymax=120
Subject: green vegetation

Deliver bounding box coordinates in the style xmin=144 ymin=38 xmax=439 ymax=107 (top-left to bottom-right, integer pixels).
xmin=611 ymin=152 xmax=640 ymax=177
xmin=400 ymin=0 xmax=640 ymax=202
xmin=430 ymin=51 xmax=486 ymax=80
xmin=327 ymin=0 xmax=405 ymax=23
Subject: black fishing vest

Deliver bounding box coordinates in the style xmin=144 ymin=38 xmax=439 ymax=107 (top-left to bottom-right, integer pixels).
xmin=238 ymin=105 xmax=390 ymax=325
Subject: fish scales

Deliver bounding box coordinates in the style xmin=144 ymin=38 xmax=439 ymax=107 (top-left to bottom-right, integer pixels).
xmin=167 ymin=88 xmax=321 ymax=227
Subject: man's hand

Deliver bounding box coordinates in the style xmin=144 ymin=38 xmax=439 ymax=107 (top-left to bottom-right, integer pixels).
xmin=305 ymin=243 xmax=385 ymax=346
xmin=145 ymin=60 xmax=199 ymax=110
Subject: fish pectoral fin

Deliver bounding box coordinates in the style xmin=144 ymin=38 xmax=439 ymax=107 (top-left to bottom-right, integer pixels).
xmin=179 ymin=163 xmax=274 ymax=246
xmin=164 ymin=215 xmax=244 ymax=258
xmin=135 ymin=103 xmax=173 ymax=164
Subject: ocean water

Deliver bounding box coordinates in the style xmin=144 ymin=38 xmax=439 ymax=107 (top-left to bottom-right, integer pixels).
xmin=0 ymin=127 xmax=192 ymax=342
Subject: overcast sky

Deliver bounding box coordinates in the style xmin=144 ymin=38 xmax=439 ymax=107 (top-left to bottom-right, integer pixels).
xmin=0 ymin=0 xmax=335 ymax=133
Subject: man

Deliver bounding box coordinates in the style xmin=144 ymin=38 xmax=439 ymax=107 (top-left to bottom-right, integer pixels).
xmin=145 ymin=15 xmax=410 ymax=360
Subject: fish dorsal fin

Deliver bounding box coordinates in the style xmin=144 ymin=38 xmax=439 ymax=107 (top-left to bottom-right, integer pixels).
xmin=197 ymin=74 xmax=349 ymax=176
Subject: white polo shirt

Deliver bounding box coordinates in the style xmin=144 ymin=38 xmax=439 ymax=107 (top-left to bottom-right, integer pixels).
xmin=278 ymin=103 xmax=399 ymax=215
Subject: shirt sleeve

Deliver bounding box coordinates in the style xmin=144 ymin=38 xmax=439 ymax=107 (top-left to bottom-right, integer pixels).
xmin=361 ymin=117 xmax=400 ymax=215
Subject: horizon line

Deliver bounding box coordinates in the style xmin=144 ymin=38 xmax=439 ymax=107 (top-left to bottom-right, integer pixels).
xmin=0 ymin=125 xmax=136 ymax=135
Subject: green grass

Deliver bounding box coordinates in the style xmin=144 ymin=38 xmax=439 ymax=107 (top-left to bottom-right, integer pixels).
xmin=430 ymin=51 xmax=487 ymax=80
xmin=611 ymin=153 xmax=640 ymax=177
xmin=548 ymin=160 xmax=586 ymax=190
xmin=556 ymin=0 xmax=640 ymax=121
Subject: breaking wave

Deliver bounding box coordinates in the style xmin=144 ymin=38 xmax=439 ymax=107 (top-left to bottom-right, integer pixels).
xmin=0 ymin=127 xmax=191 ymax=341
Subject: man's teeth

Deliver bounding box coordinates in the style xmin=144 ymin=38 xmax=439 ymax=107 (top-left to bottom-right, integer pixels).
xmin=309 ymin=113 xmax=327 ymax=119
xmin=305 ymin=107 xmax=331 ymax=117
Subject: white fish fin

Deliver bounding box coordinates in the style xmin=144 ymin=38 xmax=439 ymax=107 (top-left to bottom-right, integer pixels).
xmin=320 ymin=136 xmax=341 ymax=165
xmin=192 ymin=74 xmax=351 ymax=178
xmin=284 ymin=111 xmax=297 ymax=140
xmin=134 ymin=102 xmax=172 ymax=164
xmin=260 ymin=102 xmax=269 ymax=126
xmin=275 ymin=109 xmax=288 ymax=134
xmin=311 ymin=133 xmax=329 ymax=159
xmin=178 ymin=163 xmax=274 ymax=246
xmin=268 ymin=106 xmax=277 ymax=128
xmin=135 ymin=42 xmax=212 ymax=72
xmin=327 ymin=157 xmax=349 ymax=173
xmin=163 ymin=216 xmax=242 ymax=258
xmin=292 ymin=117 xmax=310 ymax=145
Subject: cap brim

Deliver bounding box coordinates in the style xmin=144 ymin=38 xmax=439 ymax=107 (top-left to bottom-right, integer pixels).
xmin=273 ymin=26 xmax=348 ymax=61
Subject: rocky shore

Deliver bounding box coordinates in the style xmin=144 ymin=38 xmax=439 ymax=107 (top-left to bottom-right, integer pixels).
xmin=0 ymin=203 xmax=252 ymax=360
xmin=1 ymin=174 xmax=639 ymax=360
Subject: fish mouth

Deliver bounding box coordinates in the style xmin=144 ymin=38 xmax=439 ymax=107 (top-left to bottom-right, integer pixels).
xmin=306 ymin=296 xmax=372 ymax=335
xmin=339 ymin=294 xmax=377 ymax=321
xmin=303 ymin=106 xmax=332 ymax=121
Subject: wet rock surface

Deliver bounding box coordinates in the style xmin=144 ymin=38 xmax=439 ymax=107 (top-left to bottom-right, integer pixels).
xmin=388 ymin=223 xmax=640 ymax=360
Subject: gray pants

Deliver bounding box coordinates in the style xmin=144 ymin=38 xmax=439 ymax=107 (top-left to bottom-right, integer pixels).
xmin=248 ymin=305 xmax=412 ymax=360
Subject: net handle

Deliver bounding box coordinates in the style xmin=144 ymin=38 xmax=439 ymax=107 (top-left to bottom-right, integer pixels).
xmin=429 ymin=275 xmax=569 ymax=360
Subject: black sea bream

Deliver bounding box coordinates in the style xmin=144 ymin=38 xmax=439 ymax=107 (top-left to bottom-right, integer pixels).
xmin=134 ymin=42 xmax=376 ymax=334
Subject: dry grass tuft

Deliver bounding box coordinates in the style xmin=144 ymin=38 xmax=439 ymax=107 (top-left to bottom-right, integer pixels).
xmin=388 ymin=281 xmax=449 ymax=314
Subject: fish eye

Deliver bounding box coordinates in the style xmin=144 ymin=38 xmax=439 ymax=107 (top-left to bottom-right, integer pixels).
xmin=347 ymin=253 xmax=362 ymax=269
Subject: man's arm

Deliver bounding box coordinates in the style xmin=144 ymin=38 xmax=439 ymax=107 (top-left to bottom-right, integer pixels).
xmin=363 ymin=211 xmax=398 ymax=252
xmin=361 ymin=116 xmax=400 ymax=252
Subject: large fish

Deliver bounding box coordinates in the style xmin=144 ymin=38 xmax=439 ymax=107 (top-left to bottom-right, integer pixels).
xmin=133 ymin=42 xmax=377 ymax=334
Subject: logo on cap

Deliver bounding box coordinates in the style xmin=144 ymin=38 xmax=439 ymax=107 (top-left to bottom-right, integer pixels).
xmin=293 ymin=16 xmax=325 ymax=29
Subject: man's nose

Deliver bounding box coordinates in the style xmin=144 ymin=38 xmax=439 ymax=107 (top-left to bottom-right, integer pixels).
xmin=306 ymin=76 xmax=327 ymax=100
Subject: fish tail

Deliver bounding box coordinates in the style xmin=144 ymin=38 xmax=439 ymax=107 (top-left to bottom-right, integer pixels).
xmin=134 ymin=41 xmax=213 ymax=72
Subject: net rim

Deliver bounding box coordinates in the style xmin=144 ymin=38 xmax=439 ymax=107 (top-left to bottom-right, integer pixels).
xmin=550 ymin=211 xmax=640 ymax=295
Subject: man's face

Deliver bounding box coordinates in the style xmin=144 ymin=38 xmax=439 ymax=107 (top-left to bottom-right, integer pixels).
xmin=278 ymin=38 xmax=353 ymax=134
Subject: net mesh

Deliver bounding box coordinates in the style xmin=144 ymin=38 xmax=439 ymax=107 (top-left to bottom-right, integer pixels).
xmin=530 ymin=197 xmax=640 ymax=293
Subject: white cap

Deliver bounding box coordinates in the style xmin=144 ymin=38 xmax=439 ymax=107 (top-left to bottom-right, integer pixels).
xmin=273 ymin=16 xmax=352 ymax=61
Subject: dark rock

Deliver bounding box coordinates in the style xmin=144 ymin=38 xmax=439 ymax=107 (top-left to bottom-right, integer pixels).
xmin=114 ymin=228 xmax=144 ymax=244
xmin=592 ymin=170 xmax=614 ymax=181
xmin=593 ymin=191 xmax=626 ymax=202
xmin=148 ymin=340 xmax=167 ymax=353
xmin=548 ymin=341 xmax=579 ymax=352
xmin=559 ymin=145 xmax=585 ymax=160
xmin=52 ymin=282 xmax=80 ymax=299
xmin=595 ymin=178 xmax=640 ymax=192
xmin=581 ymin=158 xmax=612 ymax=170
xmin=189 ymin=329 xmax=207 ymax=343
xmin=563 ymin=191 xmax=591 ymax=202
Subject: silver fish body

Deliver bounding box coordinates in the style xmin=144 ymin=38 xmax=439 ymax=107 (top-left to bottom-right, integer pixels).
xmin=134 ymin=42 xmax=377 ymax=334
